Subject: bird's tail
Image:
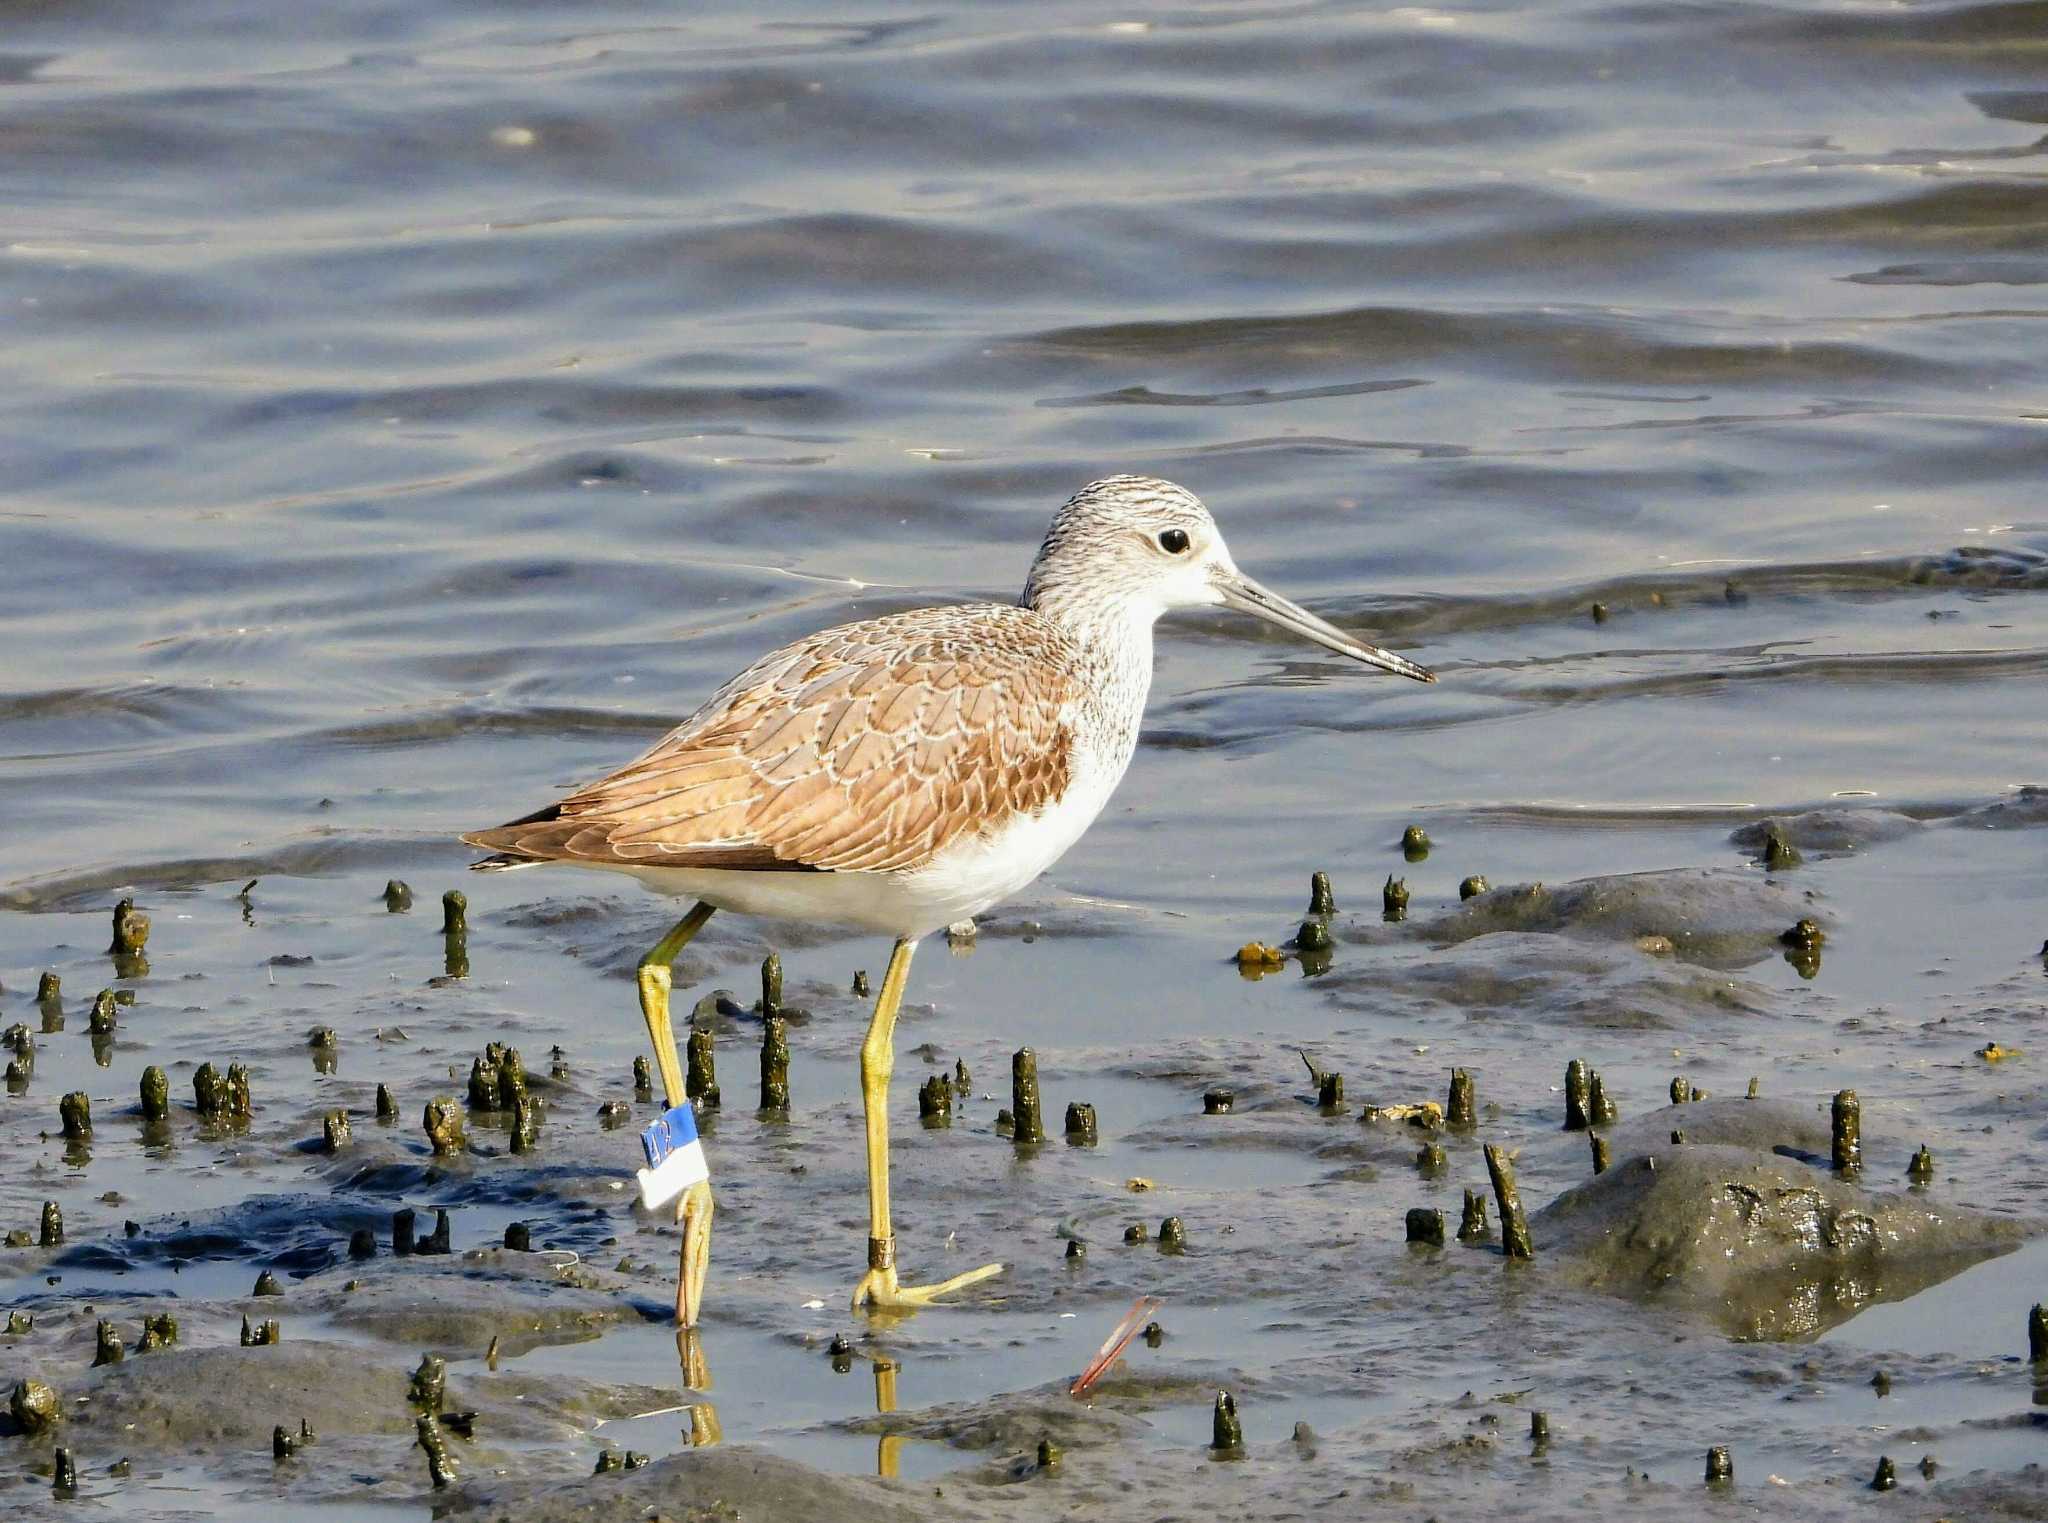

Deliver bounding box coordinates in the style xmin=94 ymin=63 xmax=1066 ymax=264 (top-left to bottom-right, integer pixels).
xmin=467 ymin=851 xmax=542 ymax=873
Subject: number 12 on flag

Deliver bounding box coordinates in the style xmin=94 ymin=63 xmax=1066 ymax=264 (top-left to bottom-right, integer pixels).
xmin=637 ymin=1101 xmax=710 ymax=1211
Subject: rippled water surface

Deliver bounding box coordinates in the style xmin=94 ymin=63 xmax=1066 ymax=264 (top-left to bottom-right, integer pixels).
xmin=4 ymin=2 xmax=2047 ymax=1518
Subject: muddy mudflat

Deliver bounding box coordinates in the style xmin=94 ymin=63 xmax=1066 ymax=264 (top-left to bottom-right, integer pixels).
xmin=6 ymin=0 xmax=2048 ymax=1517
xmin=6 ymin=820 xmax=2048 ymax=1519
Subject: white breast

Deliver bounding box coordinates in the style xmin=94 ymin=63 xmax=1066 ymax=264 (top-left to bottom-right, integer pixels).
xmin=894 ymin=754 xmax=1124 ymax=931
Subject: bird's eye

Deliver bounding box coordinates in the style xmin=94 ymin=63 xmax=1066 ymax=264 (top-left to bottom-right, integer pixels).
xmin=1158 ymin=528 xmax=1190 ymax=554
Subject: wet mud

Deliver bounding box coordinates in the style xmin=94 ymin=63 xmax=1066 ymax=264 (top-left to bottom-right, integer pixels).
xmin=6 ymin=792 xmax=2047 ymax=1520
xmin=1539 ymin=1139 xmax=2032 ymax=1338
xmin=7 ymin=0 xmax=2048 ymax=1516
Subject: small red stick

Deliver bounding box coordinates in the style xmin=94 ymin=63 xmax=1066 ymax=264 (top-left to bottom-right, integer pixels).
xmin=1069 ymin=1295 xmax=1162 ymax=1398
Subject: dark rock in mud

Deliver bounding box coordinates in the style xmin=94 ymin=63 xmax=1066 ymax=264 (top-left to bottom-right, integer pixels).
xmin=1428 ymin=868 xmax=1828 ymax=970
xmin=1536 ymin=1143 xmax=2034 ymax=1337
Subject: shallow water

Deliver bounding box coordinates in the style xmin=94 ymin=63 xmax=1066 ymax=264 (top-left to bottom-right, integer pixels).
xmin=4 ymin=1 xmax=2048 ymax=1518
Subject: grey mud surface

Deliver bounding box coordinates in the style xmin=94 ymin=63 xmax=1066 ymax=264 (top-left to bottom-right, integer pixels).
xmin=8 ymin=2 xmax=2048 ymax=1515
xmin=6 ymin=803 xmax=2048 ymax=1521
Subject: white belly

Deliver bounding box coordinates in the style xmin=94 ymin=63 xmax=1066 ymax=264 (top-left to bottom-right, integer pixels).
xmin=587 ymin=757 xmax=1124 ymax=940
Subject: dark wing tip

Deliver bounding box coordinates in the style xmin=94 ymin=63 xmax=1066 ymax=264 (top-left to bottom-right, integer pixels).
xmin=468 ymin=853 xmax=536 ymax=873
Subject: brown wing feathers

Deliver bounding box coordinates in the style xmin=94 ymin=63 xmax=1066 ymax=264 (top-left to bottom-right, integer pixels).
xmin=462 ymin=608 xmax=1078 ymax=876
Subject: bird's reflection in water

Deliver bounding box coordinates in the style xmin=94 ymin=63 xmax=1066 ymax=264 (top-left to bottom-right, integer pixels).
xmin=873 ymin=1355 xmax=903 ymax=1479
xmin=670 ymin=1326 xmax=907 ymax=1476
xmin=677 ymin=1328 xmax=721 ymax=1446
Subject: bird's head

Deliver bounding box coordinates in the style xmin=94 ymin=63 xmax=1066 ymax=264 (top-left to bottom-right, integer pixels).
xmin=1022 ymin=474 xmax=1433 ymax=682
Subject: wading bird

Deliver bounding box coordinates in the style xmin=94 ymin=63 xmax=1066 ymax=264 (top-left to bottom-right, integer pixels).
xmin=463 ymin=475 xmax=1432 ymax=1320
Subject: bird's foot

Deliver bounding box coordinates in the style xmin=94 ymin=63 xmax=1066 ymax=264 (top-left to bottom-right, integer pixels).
xmin=674 ymin=1179 xmax=713 ymax=1328
xmin=851 ymin=1240 xmax=1003 ymax=1313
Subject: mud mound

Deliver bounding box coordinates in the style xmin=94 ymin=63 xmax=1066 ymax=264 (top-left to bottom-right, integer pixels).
xmin=1536 ymin=1143 xmax=2033 ymax=1338
xmin=1425 ymin=868 xmax=1826 ymax=969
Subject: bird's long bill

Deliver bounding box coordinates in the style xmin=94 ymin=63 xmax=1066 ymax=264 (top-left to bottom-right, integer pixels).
xmin=1215 ymin=569 xmax=1436 ymax=683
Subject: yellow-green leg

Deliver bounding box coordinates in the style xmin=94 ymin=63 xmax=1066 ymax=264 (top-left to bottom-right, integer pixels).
xmin=850 ymin=936 xmax=1003 ymax=1313
xmin=638 ymin=901 xmax=718 ymax=1327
